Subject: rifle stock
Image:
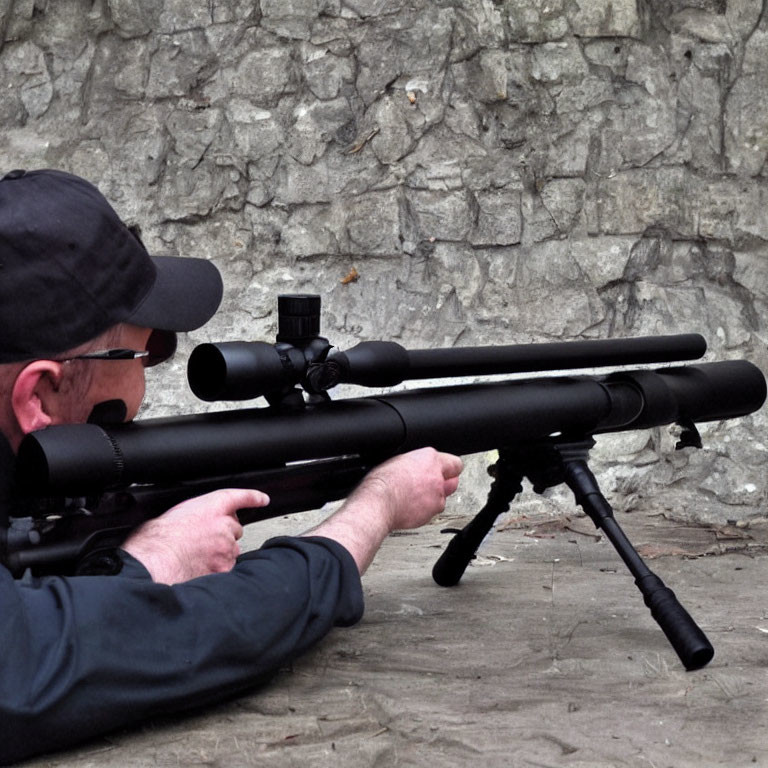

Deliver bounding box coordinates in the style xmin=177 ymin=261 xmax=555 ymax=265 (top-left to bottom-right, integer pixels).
xmin=5 ymin=457 xmax=371 ymax=575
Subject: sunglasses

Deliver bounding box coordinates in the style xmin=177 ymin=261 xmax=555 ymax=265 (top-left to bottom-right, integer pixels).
xmin=64 ymin=329 xmax=178 ymax=368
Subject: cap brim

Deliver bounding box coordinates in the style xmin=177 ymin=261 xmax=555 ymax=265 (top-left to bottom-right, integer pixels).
xmin=128 ymin=255 xmax=223 ymax=332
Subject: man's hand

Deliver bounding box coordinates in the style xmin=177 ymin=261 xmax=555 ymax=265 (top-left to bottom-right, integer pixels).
xmin=302 ymin=448 xmax=463 ymax=574
xmin=122 ymin=489 xmax=269 ymax=585
xmin=358 ymin=448 xmax=463 ymax=531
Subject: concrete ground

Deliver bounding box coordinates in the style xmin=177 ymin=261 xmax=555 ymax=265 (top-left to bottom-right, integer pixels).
xmin=21 ymin=503 xmax=768 ymax=768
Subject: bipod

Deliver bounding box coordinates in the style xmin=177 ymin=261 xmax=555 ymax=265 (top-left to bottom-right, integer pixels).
xmin=432 ymin=437 xmax=714 ymax=670
xmin=432 ymin=449 xmax=524 ymax=587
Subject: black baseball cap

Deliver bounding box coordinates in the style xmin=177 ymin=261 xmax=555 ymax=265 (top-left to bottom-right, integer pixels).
xmin=0 ymin=169 xmax=223 ymax=364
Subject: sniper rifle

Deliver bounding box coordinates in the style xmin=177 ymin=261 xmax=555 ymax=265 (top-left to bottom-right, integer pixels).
xmin=3 ymin=294 xmax=766 ymax=671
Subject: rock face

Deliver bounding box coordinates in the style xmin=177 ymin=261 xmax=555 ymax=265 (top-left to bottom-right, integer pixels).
xmin=1 ymin=0 xmax=765 ymax=522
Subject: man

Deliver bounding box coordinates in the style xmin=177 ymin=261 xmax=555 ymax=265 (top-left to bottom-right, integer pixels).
xmin=0 ymin=169 xmax=463 ymax=763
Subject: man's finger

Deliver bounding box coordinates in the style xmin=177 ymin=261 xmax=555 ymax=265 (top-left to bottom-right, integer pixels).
xmin=229 ymin=518 xmax=245 ymax=540
xmin=201 ymin=488 xmax=271 ymax=510
xmin=443 ymin=476 xmax=460 ymax=496
xmin=230 ymin=489 xmax=271 ymax=508
xmin=439 ymin=453 xmax=463 ymax=478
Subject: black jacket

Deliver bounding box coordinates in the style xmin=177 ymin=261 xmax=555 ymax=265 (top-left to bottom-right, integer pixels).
xmin=0 ymin=434 xmax=364 ymax=764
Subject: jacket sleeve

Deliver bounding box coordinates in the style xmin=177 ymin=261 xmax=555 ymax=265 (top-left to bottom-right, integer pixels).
xmin=0 ymin=535 xmax=364 ymax=765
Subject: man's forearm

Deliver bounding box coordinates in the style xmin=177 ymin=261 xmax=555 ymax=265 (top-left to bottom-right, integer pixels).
xmin=300 ymin=448 xmax=463 ymax=574
xmin=301 ymin=478 xmax=394 ymax=574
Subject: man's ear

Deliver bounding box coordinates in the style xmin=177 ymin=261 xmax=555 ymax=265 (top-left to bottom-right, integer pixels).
xmin=10 ymin=360 xmax=65 ymax=435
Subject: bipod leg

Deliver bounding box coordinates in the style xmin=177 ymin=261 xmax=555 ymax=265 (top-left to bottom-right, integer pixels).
xmin=551 ymin=439 xmax=714 ymax=671
xmin=432 ymin=449 xmax=524 ymax=587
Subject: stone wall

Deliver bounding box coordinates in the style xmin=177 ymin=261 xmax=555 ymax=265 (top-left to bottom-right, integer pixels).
xmin=1 ymin=0 xmax=766 ymax=522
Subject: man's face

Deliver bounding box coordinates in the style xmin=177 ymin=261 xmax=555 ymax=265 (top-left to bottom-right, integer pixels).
xmin=0 ymin=325 xmax=156 ymax=452
xmin=79 ymin=324 xmax=152 ymax=422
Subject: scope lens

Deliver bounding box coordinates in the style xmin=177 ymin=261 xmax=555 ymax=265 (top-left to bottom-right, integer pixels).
xmin=188 ymin=342 xmax=290 ymax=402
xmin=187 ymin=344 xmax=229 ymax=401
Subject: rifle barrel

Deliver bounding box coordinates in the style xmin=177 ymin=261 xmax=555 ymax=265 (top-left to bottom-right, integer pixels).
xmin=16 ymin=361 xmax=766 ymax=497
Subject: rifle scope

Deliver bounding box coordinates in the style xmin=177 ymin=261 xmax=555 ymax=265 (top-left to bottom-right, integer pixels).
xmin=187 ymin=294 xmax=708 ymax=402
